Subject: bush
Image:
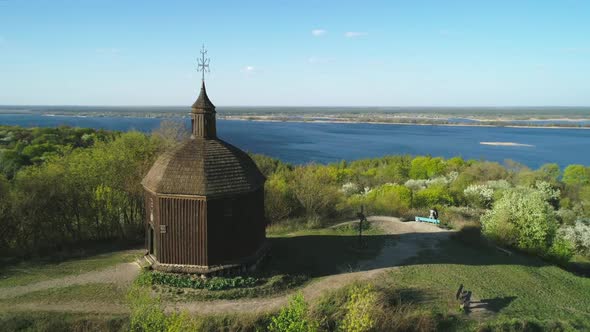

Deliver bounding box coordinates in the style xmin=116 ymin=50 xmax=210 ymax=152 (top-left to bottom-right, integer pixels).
xmin=265 ymin=173 xmax=299 ymax=223
xmin=563 ymin=165 xmax=590 ymax=186
xmin=481 ymin=187 xmax=558 ymax=255
xmin=341 ymin=284 xmax=377 ymax=332
xmin=149 ymin=272 xmax=259 ymax=291
xmin=463 ymin=184 xmax=494 ymax=209
xmin=292 ymin=165 xmax=342 ymax=220
xmin=409 ymin=156 xmax=446 ymax=179
xmin=546 ymin=235 xmax=575 ymax=264
xmin=559 ymin=220 xmax=590 ymax=256
xmin=365 ymin=183 xmax=412 ymax=216
xmin=452 ymin=224 xmax=489 ymax=248
xmin=127 ymin=285 xmax=197 ymax=332
xmin=414 ymin=185 xmax=454 ymax=208
xmin=127 ymin=285 xmax=167 ymax=332
xmin=268 ymin=292 xmax=317 ymax=332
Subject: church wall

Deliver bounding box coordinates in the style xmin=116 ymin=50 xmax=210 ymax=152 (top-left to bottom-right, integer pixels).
xmin=206 ymin=188 xmax=266 ymax=266
xmin=157 ymin=196 xmax=207 ymax=266
xmin=145 ymin=191 xmax=160 ymax=256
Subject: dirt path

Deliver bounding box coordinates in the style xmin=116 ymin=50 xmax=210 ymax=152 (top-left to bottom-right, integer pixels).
xmin=0 ymin=217 xmax=452 ymax=315
xmin=170 ymin=217 xmax=451 ymax=315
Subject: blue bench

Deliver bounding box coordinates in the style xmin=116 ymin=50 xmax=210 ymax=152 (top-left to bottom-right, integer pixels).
xmin=415 ymin=216 xmax=440 ymax=225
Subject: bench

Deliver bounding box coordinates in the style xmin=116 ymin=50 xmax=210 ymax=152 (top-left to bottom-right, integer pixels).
xmin=415 ymin=216 xmax=441 ymax=225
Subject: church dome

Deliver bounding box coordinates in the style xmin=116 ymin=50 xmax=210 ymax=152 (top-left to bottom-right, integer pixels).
xmin=142 ymin=138 xmax=265 ymax=197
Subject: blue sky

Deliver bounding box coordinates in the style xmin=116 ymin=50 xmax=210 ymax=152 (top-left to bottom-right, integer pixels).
xmin=1 ymin=0 xmax=589 ymax=106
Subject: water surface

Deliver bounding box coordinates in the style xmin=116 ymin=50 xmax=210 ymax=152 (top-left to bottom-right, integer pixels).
xmin=1 ymin=114 xmax=588 ymax=168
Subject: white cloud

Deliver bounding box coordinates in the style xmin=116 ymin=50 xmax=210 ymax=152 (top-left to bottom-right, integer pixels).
xmin=344 ymin=31 xmax=367 ymax=38
xmin=311 ymin=29 xmax=327 ymax=37
xmin=241 ymin=66 xmax=256 ymax=73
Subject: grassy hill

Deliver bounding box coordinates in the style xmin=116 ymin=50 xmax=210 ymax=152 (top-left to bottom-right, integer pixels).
xmin=0 ymin=220 xmax=589 ymax=331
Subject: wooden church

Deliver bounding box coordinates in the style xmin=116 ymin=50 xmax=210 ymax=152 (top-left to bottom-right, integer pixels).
xmin=141 ymin=57 xmax=267 ymax=274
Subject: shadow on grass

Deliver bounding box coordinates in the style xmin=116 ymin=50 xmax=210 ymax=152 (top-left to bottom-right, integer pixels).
xmin=258 ymin=230 xmax=550 ymax=279
xmin=0 ymin=240 xmax=142 ymax=270
xmin=472 ymin=296 xmax=518 ymax=313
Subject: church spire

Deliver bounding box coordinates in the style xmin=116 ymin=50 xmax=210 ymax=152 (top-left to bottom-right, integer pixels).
xmin=191 ymin=45 xmax=216 ymax=139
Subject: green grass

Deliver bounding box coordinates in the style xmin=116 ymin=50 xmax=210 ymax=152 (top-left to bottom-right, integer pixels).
xmin=154 ymin=221 xmax=387 ymax=301
xmin=0 ymin=312 xmax=128 ymax=332
xmin=383 ymin=239 xmax=590 ymax=329
xmin=263 ymin=221 xmax=388 ymax=277
xmin=267 ymin=219 xmax=384 ymax=237
xmin=0 ymin=249 xmax=142 ymax=288
xmin=0 ymin=283 xmax=128 ymax=305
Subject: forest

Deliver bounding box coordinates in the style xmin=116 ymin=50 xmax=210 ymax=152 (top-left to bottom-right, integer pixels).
xmin=0 ymin=124 xmax=589 ymax=268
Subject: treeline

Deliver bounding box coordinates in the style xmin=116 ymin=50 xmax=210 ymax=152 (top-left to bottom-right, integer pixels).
xmin=255 ymin=153 xmax=590 ymax=263
xmin=0 ymin=126 xmax=166 ymax=256
xmin=1 ymin=124 xmax=589 ymax=264
xmin=0 ymin=126 xmax=115 ymax=178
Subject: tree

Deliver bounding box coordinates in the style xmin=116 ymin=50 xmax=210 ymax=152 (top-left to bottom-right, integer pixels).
xmin=365 ymin=183 xmax=412 ymax=215
xmin=265 ymin=173 xmax=298 ymax=222
xmin=563 ymin=165 xmax=590 ymax=186
xmin=0 ymin=174 xmax=16 ymax=251
xmin=560 ymin=220 xmax=590 ymax=256
xmin=409 ymin=156 xmax=446 ymax=179
xmin=538 ymin=163 xmax=560 ymax=182
xmin=152 ymin=120 xmax=190 ymax=147
xmin=292 ymin=165 xmax=341 ymax=223
xmin=414 ymin=185 xmax=454 ymax=208
xmin=481 ymin=187 xmax=558 ymax=254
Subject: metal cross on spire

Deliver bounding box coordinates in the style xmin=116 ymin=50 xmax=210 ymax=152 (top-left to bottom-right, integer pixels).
xmin=197 ymin=44 xmax=210 ymax=82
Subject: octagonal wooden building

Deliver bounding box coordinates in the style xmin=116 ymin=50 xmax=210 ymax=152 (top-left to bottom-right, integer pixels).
xmin=141 ymin=82 xmax=267 ymax=275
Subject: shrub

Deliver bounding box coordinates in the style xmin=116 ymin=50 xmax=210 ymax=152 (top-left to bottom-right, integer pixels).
xmin=414 ymin=185 xmax=454 ymax=208
xmin=149 ymin=272 xmax=259 ymax=291
xmin=452 ymin=224 xmax=489 ymax=248
xmin=481 ymin=187 xmax=558 ymax=254
xmin=292 ymin=165 xmax=341 ymax=220
xmin=127 ymin=285 xmax=167 ymax=332
xmin=268 ymin=292 xmax=317 ymax=332
xmin=559 ymin=220 xmax=590 ymax=256
xmin=165 ymin=312 xmax=197 ymax=332
xmin=563 ymin=164 xmax=590 ymax=186
xmin=127 ymin=284 xmax=197 ymax=332
xmin=265 ymin=173 xmax=299 ymax=223
xmin=409 ymin=156 xmax=446 ymax=179
xmin=365 ymin=183 xmax=412 ymax=216
xmin=546 ymin=235 xmax=575 ymax=264
xmin=341 ymin=284 xmax=377 ymax=332
xmin=463 ymin=184 xmax=494 ymax=209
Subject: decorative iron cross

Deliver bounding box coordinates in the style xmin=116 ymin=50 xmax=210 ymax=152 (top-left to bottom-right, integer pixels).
xmin=197 ymin=44 xmax=210 ymax=81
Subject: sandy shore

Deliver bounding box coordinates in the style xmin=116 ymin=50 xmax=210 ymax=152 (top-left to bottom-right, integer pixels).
xmin=480 ymin=142 xmax=535 ymax=147
xmin=219 ymin=116 xmax=590 ymax=130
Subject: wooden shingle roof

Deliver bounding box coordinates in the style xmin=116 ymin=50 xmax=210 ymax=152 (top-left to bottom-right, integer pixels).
xmin=141 ymin=138 xmax=265 ymax=197
xmin=191 ymin=82 xmax=216 ymax=111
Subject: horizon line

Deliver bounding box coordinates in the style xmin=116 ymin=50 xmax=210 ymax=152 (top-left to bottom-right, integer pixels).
xmin=2 ymin=104 xmax=590 ymax=109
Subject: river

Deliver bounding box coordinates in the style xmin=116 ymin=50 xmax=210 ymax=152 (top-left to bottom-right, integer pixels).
xmin=1 ymin=113 xmax=588 ymax=168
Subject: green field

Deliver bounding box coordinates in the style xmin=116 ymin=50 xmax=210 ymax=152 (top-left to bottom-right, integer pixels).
xmin=0 ymin=222 xmax=589 ymax=331
xmin=0 ymin=249 xmax=142 ymax=288
xmin=384 ymin=240 xmax=590 ymax=329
